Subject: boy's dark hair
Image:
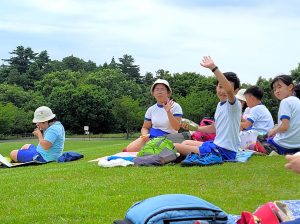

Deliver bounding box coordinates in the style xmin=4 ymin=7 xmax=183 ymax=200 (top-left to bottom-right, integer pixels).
xmin=244 ymin=86 xmax=264 ymax=100
xmin=270 ymin=74 xmax=293 ymax=90
xmin=221 ymin=72 xmax=240 ymax=90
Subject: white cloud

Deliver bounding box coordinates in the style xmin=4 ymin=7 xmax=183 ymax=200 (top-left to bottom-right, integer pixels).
xmin=1 ymin=0 xmax=300 ymax=84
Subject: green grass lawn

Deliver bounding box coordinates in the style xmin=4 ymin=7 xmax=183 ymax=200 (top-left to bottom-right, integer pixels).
xmin=0 ymin=139 xmax=300 ymax=223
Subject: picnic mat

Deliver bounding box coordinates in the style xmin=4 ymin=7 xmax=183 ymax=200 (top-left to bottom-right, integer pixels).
xmin=90 ymin=149 xmax=254 ymax=168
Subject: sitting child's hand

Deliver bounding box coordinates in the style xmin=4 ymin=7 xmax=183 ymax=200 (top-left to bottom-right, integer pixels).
xmin=285 ymin=153 xmax=300 ymax=174
xmin=180 ymin=123 xmax=190 ymax=130
xmin=140 ymin=134 xmax=150 ymax=142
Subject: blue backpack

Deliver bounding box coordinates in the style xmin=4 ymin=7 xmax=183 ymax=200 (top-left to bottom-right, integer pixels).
xmin=114 ymin=194 xmax=233 ymax=224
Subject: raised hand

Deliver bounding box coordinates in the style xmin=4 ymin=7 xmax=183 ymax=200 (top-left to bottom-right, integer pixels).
xmin=163 ymin=99 xmax=174 ymax=112
xmin=200 ymin=56 xmax=215 ymax=70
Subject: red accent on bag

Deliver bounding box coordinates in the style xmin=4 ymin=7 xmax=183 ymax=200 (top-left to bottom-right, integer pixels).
xmin=237 ymin=211 xmax=261 ymax=224
xmin=254 ymin=141 xmax=267 ymax=154
xmin=253 ymin=202 xmax=280 ymax=224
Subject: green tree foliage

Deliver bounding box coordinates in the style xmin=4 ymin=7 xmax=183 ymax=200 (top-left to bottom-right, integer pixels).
xmin=177 ymin=91 xmax=218 ymax=122
xmin=117 ymin=54 xmax=141 ymax=83
xmin=35 ymin=70 xmax=80 ymax=97
xmin=142 ymin=72 xmax=155 ymax=85
xmin=109 ymin=57 xmax=118 ymax=69
xmin=291 ymin=63 xmax=300 ymax=83
xmin=155 ymin=69 xmax=172 ymax=81
xmin=112 ymin=96 xmax=144 ymax=139
xmin=0 ymin=103 xmax=32 ymax=134
xmin=1 ymin=46 xmax=300 ymax=136
xmin=0 ymin=84 xmax=44 ymax=111
xmin=85 ymin=68 xmax=143 ymax=100
xmin=62 ymin=55 xmax=97 ymax=72
xmin=48 ymin=84 xmax=113 ymax=134
xmin=1 ymin=46 xmax=51 ymax=90
xmin=256 ymin=76 xmax=279 ymax=120
xmin=2 ymin=46 xmax=38 ymax=74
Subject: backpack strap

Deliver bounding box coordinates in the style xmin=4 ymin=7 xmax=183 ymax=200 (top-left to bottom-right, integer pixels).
xmin=113 ymin=219 xmax=133 ymax=224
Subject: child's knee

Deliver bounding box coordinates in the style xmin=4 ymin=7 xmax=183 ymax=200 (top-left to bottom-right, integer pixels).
xmin=21 ymin=144 xmax=31 ymax=150
xmin=10 ymin=150 xmax=18 ymax=161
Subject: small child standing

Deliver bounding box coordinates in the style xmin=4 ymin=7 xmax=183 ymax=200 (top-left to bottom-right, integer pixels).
xmin=175 ymin=56 xmax=241 ymax=165
xmin=266 ymin=75 xmax=300 ymax=154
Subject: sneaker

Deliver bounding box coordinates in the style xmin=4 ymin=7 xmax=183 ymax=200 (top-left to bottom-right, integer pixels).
xmin=181 ymin=153 xmax=201 ymax=166
xmin=195 ymin=153 xmax=223 ymax=166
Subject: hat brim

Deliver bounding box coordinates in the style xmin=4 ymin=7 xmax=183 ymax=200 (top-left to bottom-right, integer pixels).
xmin=32 ymin=114 xmax=56 ymax=123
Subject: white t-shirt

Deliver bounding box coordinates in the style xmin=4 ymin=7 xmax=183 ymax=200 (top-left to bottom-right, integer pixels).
xmin=145 ymin=102 xmax=183 ymax=134
xmin=242 ymin=107 xmax=251 ymax=120
xmin=213 ymin=98 xmax=241 ymax=152
xmin=274 ymin=96 xmax=300 ymax=149
xmin=246 ymin=104 xmax=274 ymax=134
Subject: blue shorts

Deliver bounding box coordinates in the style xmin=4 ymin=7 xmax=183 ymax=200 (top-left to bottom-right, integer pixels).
xmin=149 ymin=128 xmax=169 ymax=139
xmin=267 ymin=137 xmax=300 ymax=155
xmin=199 ymin=141 xmax=236 ymax=161
xmin=17 ymin=144 xmax=46 ymax=163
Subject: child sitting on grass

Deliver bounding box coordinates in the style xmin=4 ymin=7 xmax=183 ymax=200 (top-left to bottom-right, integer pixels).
xmin=264 ymin=75 xmax=300 ymax=154
xmin=240 ymin=86 xmax=274 ymax=134
xmin=174 ymin=56 xmax=241 ymax=166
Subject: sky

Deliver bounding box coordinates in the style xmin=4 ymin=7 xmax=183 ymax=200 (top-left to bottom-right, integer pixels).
xmin=1 ymin=0 xmax=300 ymax=84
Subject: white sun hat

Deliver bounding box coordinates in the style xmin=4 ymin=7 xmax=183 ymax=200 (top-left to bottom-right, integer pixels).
xmin=32 ymin=106 xmax=56 ymax=123
xmin=236 ymin=88 xmax=246 ymax=101
xmin=150 ymin=79 xmax=172 ymax=94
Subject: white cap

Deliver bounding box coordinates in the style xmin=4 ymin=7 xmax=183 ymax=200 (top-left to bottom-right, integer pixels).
xmin=236 ymin=89 xmax=246 ymax=101
xmin=150 ymin=79 xmax=172 ymax=94
xmin=32 ymin=106 xmax=56 ymax=123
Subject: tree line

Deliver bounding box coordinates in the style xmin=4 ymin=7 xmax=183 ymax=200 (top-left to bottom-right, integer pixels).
xmin=0 ymin=45 xmax=300 ymax=136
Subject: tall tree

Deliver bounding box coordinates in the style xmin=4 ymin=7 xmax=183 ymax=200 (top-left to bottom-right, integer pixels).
xmin=109 ymin=57 xmax=118 ymax=69
xmin=2 ymin=46 xmax=37 ymax=74
xmin=35 ymin=50 xmax=50 ymax=69
xmin=117 ymin=54 xmax=141 ymax=83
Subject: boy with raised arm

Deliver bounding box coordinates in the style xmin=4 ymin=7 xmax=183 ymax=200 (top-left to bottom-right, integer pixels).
xmin=175 ymin=56 xmax=241 ymax=165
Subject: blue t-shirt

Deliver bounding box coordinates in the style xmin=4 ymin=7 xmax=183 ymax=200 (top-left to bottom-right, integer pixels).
xmin=36 ymin=121 xmax=65 ymax=162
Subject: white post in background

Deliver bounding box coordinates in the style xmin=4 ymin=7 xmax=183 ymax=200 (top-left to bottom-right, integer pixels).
xmin=84 ymin=126 xmax=90 ymax=140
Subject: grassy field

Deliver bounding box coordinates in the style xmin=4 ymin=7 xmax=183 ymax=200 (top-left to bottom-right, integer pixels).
xmin=0 ymin=139 xmax=300 ymax=223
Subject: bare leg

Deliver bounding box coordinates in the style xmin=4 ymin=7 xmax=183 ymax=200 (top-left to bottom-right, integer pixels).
xmin=21 ymin=144 xmax=31 ymax=150
xmin=174 ymin=143 xmax=199 ymax=156
xmin=10 ymin=150 xmax=19 ymax=162
xmin=181 ymin=140 xmax=203 ymax=147
xmin=126 ymin=138 xmax=146 ymax=152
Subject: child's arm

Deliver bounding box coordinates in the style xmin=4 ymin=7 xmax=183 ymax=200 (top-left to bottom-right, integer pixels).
xmin=200 ymin=56 xmax=235 ymax=103
xmin=240 ymin=120 xmax=252 ymax=130
xmin=197 ymin=124 xmax=216 ymax=134
xmin=268 ymin=119 xmax=289 ymax=137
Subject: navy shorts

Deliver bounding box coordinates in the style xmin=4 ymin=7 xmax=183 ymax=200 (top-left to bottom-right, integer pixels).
xmin=17 ymin=144 xmax=46 ymax=163
xmin=267 ymin=137 xmax=300 ymax=155
xmin=199 ymin=141 xmax=236 ymax=161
